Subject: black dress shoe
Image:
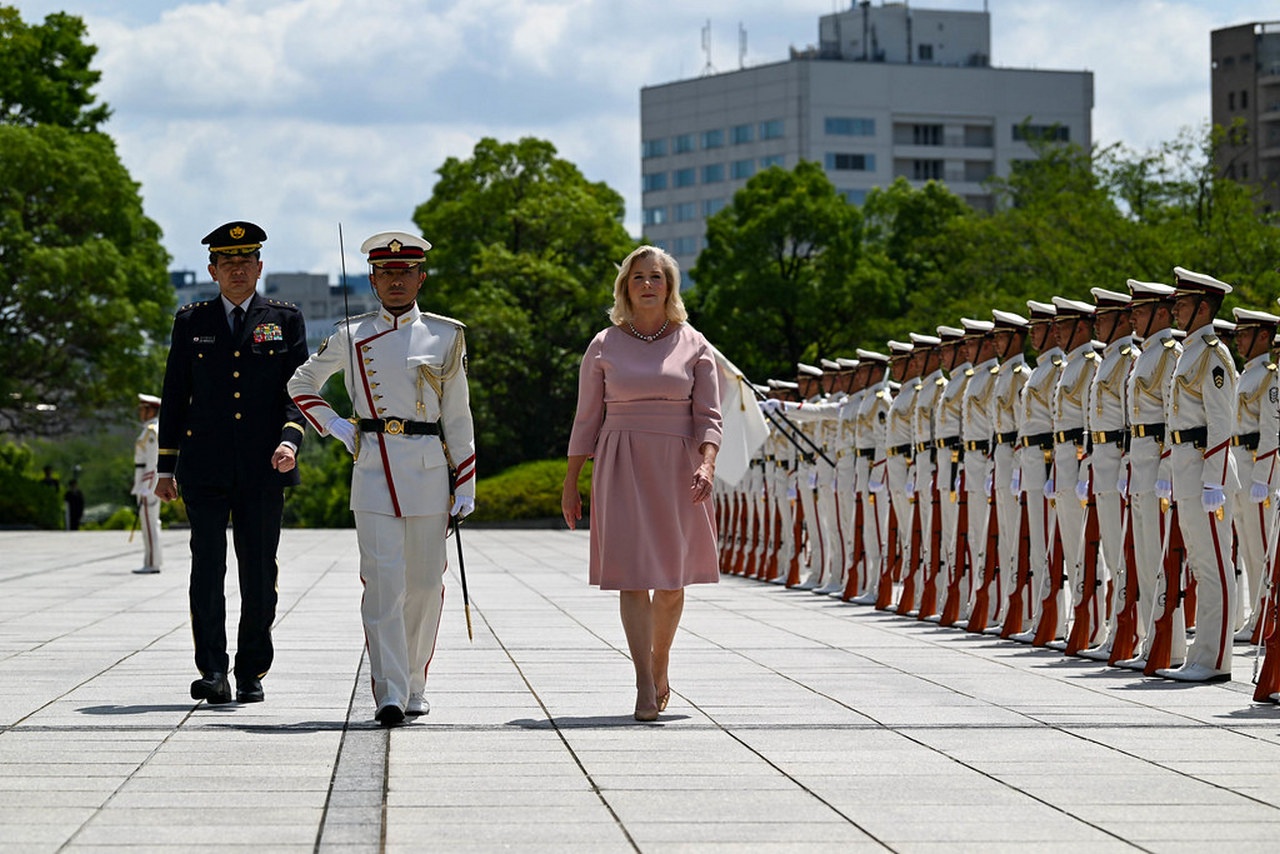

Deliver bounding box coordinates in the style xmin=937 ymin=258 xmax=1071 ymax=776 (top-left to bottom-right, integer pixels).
xmin=190 ymin=672 xmax=232 ymax=705
xmin=375 ymin=704 xmax=405 ymax=727
xmin=236 ymin=677 xmax=264 ymax=704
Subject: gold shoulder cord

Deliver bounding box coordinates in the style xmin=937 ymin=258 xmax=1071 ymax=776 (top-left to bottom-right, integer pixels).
xmin=1131 ymin=345 xmax=1176 ymax=417
xmin=1173 ymin=346 xmax=1215 ymax=405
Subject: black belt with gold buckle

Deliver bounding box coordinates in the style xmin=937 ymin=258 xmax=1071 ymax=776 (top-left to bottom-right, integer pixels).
xmin=358 ymin=418 xmax=440 ymax=436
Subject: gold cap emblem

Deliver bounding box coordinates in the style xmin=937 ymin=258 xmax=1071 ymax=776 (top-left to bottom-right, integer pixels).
xmin=389 ymin=239 xmax=403 ymax=253
xmin=230 ymin=226 xmax=245 ymax=239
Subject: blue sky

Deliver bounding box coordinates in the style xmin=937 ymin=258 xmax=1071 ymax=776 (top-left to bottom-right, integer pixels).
xmin=11 ymin=0 xmax=1279 ymax=277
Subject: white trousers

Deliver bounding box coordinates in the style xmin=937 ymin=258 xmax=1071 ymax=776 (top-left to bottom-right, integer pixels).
xmin=355 ymin=511 xmax=448 ymax=710
xmin=139 ymin=495 xmax=163 ymax=569
xmin=1177 ymin=504 xmax=1237 ymax=673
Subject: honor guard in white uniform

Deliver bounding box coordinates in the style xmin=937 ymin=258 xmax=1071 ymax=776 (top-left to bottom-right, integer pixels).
xmin=1155 ymin=267 xmax=1239 ymax=683
xmin=813 ymin=360 xmax=852 ymax=593
xmin=851 ymin=349 xmax=892 ymax=603
xmin=791 ymin=363 xmax=831 ymax=589
xmin=1047 ymin=296 xmax=1100 ymax=649
xmin=930 ymin=326 xmax=969 ymax=621
xmin=828 ymin=358 xmax=862 ymax=596
xmin=960 ymin=318 xmax=999 ymax=623
xmin=1079 ymin=288 xmax=1137 ymax=660
xmin=905 ymin=334 xmax=945 ymax=616
xmin=884 ymin=341 xmax=919 ymax=608
xmin=765 ymin=379 xmax=803 ymax=584
xmin=1115 ymin=281 xmax=1183 ymax=670
xmin=1014 ymin=301 xmax=1066 ymax=642
xmin=989 ymin=311 xmax=1029 ymax=629
xmin=1229 ymin=308 xmax=1280 ymax=641
xmin=132 ymin=394 xmax=164 ymax=574
xmin=288 ymin=231 xmax=476 ymax=724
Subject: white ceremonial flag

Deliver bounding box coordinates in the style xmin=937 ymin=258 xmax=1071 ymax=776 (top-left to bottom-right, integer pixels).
xmin=710 ymin=345 xmax=769 ymax=487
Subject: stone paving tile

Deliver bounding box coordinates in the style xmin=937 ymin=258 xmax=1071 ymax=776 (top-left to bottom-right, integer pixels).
xmin=3 ymin=528 xmax=1280 ymax=852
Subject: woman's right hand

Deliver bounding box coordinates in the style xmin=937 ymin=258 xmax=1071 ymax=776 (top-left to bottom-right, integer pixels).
xmin=561 ymin=480 xmax=582 ymax=530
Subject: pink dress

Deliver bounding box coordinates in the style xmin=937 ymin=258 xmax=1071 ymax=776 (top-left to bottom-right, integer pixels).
xmin=568 ymin=323 xmax=723 ymax=590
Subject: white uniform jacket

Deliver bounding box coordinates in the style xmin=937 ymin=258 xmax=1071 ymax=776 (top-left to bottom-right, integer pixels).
xmin=1235 ymin=353 xmax=1280 ymax=489
xmin=1085 ymin=336 xmax=1137 ymax=494
xmin=1164 ymin=324 xmax=1239 ymax=501
xmin=133 ymin=416 xmax=160 ymax=496
xmin=289 ymin=303 xmax=476 ymax=517
xmin=1126 ymin=329 xmax=1180 ymax=492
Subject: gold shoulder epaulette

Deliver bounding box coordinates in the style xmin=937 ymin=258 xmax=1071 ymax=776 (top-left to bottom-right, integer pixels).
xmin=1084 ymin=351 xmax=1099 ymax=361
xmin=964 ymin=368 xmax=975 ymax=377
xmin=423 ymin=311 xmax=467 ymax=329
xmin=936 ymin=377 xmax=947 ymax=386
xmin=1163 ymin=338 xmax=1177 ymax=349
xmin=989 ymin=364 xmax=1000 ymax=374
xmin=1205 ymin=335 xmax=1220 ymax=347
xmin=1013 ymin=364 xmax=1026 ymax=373
xmin=333 ymin=311 xmax=377 ymax=325
xmin=266 ymin=299 xmax=299 ymax=308
xmin=1268 ymin=363 xmax=1278 ymax=372
xmin=1121 ymin=345 xmax=1132 ymax=356
xmin=1052 ymin=356 xmax=1064 ymax=367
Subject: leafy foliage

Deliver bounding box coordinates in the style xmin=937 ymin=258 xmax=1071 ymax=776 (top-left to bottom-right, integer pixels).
xmin=0 ymin=441 xmax=62 ymax=528
xmin=0 ymin=8 xmax=110 ymax=131
xmin=470 ymin=458 xmax=592 ymax=523
xmin=413 ymin=137 xmax=636 ymax=474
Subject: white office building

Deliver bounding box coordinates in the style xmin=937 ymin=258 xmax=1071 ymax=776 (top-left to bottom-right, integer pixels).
xmin=640 ymin=2 xmax=1093 ymax=277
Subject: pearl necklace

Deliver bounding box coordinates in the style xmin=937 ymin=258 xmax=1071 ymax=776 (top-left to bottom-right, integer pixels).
xmin=627 ymin=318 xmax=669 ymax=342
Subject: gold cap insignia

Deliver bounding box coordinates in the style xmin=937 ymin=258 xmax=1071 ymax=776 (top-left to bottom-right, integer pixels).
xmin=389 ymin=239 xmax=403 ymax=253
xmin=230 ymin=226 xmax=245 ymax=240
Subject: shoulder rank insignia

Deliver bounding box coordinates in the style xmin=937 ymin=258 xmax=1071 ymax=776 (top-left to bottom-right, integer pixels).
xmin=1213 ymin=365 xmax=1225 ymax=389
xmin=989 ymin=364 xmax=1000 ymax=374
xmin=1084 ymin=351 xmax=1099 ymax=361
xmin=316 ymin=336 xmax=329 ymax=356
xmin=1052 ymin=356 xmax=1064 ymax=367
xmin=1163 ymin=338 xmax=1177 ymax=348
xmin=1206 ymin=335 xmax=1220 ymax=347
xmin=964 ymin=368 xmax=975 ymax=377
xmin=1121 ymin=346 xmax=1132 ymax=356
xmin=1267 ymin=363 xmax=1277 ymax=372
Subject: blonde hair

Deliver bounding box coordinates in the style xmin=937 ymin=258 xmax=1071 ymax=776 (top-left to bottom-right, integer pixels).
xmin=609 ymin=245 xmax=688 ymax=326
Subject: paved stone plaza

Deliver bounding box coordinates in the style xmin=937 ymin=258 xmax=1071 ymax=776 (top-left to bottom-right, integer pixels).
xmin=1 ymin=527 xmax=1278 ymax=852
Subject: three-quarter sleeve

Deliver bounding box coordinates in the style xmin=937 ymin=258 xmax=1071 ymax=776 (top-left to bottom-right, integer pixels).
xmin=691 ymin=335 xmax=723 ymax=448
xmin=568 ymin=334 xmax=607 ymax=457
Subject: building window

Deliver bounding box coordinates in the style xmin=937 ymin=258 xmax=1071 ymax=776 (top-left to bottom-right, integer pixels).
xmin=1229 ymin=92 xmax=1236 ymax=111
xmin=918 ymin=43 xmax=933 ymax=61
xmin=731 ymin=159 xmax=755 ymax=180
xmin=964 ymin=125 xmax=994 ymax=148
xmin=840 ymin=189 xmax=868 ymax=205
xmin=732 ymin=123 xmax=754 ymax=144
xmin=964 ymin=160 xmax=993 ymax=183
xmin=1012 ymin=124 xmax=1069 ymax=143
xmin=650 ymin=239 xmax=668 ymax=252
xmin=673 ymin=167 xmax=696 ymax=187
xmin=702 ymin=129 xmax=724 ymax=149
xmin=760 ymin=154 xmax=784 ymax=169
xmin=702 ymin=163 xmax=725 ymax=183
xmin=760 ymin=119 xmax=785 ymax=140
xmin=642 ymin=139 xmax=667 ymax=159
xmin=673 ymin=133 xmax=694 ymax=154
xmin=825 ymin=152 xmax=875 ymax=171
xmin=673 ymin=202 xmax=697 ymax=222
xmin=825 ymin=117 xmax=876 ymax=136
xmin=643 ymin=206 xmax=667 ymax=226
xmin=1242 ymin=89 xmax=1249 ymax=109
xmin=913 ymin=124 xmax=943 ymax=145
xmin=672 ymin=236 xmax=698 ymax=256
xmin=703 ymin=198 xmax=727 ymax=217
xmin=642 ymin=172 xmax=667 ymax=192
xmin=913 ymin=160 xmax=944 ymax=181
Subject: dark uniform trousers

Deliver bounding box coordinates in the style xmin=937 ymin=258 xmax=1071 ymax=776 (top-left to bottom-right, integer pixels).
xmin=158 ymin=293 xmax=307 ymax=683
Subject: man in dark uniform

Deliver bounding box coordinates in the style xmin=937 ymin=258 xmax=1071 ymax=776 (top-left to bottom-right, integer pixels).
xmin=154 ymin=222 xmax=308 ymax=705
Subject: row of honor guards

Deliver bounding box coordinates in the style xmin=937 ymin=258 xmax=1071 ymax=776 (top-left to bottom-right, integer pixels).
xmin=715 ymin=266 xmax=1280 ymax=704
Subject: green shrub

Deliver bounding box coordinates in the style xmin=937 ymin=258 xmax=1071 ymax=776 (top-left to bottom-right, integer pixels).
xmin=0 ymin=442 xmax=63 ymax=529
xmin=471 ymin=458 xmax=592 ymax=523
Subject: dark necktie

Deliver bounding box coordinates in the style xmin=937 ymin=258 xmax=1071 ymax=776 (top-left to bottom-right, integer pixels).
xmin=231 ymin=306 xmax=245 ymax=339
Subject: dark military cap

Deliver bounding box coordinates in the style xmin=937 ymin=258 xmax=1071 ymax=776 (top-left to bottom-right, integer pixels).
xmin=202 ymin=221 xmax=267 ymax=255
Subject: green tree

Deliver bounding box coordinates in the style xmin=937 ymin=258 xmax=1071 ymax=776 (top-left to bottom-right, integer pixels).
xmin=688 ymin=162 xmax=866 ymax=381
xmin=412 ymin=137 xmax=635 ymax=473
xmin=0 ymin=7 xmax=110 ymax=131
xmin=0 ymin=124 xmax=172 ymax=435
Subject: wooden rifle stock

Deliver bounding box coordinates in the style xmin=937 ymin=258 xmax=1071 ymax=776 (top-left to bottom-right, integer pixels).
xmin=940 ymin=471 xmax=970 ymax=627
xmin=1000 ymin=493 xmax=1032 ymax=638
xmin=1252 ymin=528 xmax=1280 ymax=702
xmin=1065 ymin=487 xmax=1102 ymax=655
xmin=1108 ymin=496 xmax=1140 ymax=664
xmin=785 ymin=493 xmax=804 ymax=587
xmin=875 ymin=498 xmax=900 ymax=609
xmin=897 ymin=498 xmax=924 ymax=614
xmin=842 ymin=492 xmax=867 ymax=600
xmin=967 ymin=495 xmax=1001 ymax=633
xmin=1032 ymin=522 xmax=1066 ymax=646
xmin=918 ymin=480 xmax=943 ymax=620
xmin=1145 ymin=503 xmax=1185 ymax=675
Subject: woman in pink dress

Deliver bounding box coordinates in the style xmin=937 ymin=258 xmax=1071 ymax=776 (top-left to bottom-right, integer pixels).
xmin=562 ymin=245 xmax=722 ymax=722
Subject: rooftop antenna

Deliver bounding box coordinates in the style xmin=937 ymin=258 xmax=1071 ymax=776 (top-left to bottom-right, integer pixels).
xmin=701 ymin=19 xmax=715 ymax=75
xmin=738 ymin=22 xmax=747 ymax=69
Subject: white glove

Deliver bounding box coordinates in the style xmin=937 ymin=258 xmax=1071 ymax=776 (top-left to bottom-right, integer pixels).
xmin=450 ymin=494 xmax=476 ymax=518
xmin=786 ymin=484 xmax=798 ymax=501
xmin=1250 ymin=481 xmax=1270 ymax=503
xmin=1116 ymin=476 xmax=1128 ymax=499
xmin=760 ymin=399 xmax=784 ymax=413
xmin=327 ymin=416 xmax=357 ymax=454
xmin=1075 ymin=480 xmax=1089 ymax=503
xmin=1155 ymin=478 xmax=1172 ymax=500
xmin=1043 ymin=477 xmax=1055 ymax=498
xmin=868 ymin=478 xmax=886 ymax=493
xmin=1010 ymin=468 xmax=1021 ymax=495
xmin=983 ymin=473 xmax=993 ymax=497
xmin=905 ymin=478 xmax=916 ymax=497
xmin=1201 ymin=484 xmax=1225 ymax=514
